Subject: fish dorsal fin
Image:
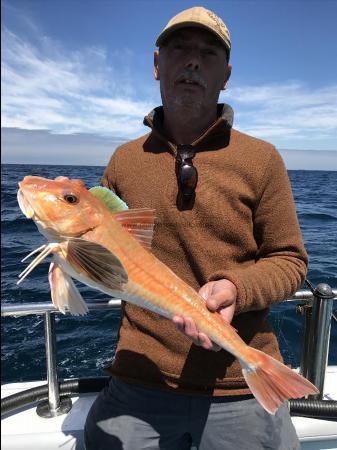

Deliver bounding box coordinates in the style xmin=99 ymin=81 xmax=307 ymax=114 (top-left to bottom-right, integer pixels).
xmin=89 ymin=186 xmax=155 ymax=250
xmin=89 ymin=186 xmax=129 ymax=211
xmin=113 ymin=209 xmax=156 ymax=251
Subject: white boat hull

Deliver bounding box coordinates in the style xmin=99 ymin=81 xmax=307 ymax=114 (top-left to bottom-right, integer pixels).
xmin=2 ymin=366 xmax=337 ymax=450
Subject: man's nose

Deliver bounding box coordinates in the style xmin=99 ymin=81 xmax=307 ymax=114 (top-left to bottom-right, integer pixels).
xmin=184 ymin=50 xmax=201 ymax=70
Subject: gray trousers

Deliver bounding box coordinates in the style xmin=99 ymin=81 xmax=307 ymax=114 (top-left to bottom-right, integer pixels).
xmin=84 ymin=377 xmax=300 ymax=450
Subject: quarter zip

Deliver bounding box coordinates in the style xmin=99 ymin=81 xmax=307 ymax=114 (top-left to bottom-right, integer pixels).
xmin=143 ymin=103 xmax=234 ymax=158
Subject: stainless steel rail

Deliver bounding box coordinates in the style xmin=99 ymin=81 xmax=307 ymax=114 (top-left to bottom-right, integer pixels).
xmin=35 ymin=312 xmax=73 ymax=417
xmin=1 ymin=299 xmax=121 ymax=417
xmin=297 ymin=284 xmax=336 ymax=399
xmin=1 ymin=299 xmax=122 ymax=317
xmin=1 ymin=287 xmax=337 ymax=417
xmin=2 ymin=290 xmax=336 ymax=317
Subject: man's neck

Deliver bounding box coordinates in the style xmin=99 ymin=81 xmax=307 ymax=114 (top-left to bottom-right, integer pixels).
xmin=162 ymin=107 xmax=218 ymax=145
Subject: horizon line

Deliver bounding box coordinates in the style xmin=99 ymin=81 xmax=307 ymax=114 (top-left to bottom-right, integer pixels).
xmin=2 ymin=162 xmax=336 ymax=172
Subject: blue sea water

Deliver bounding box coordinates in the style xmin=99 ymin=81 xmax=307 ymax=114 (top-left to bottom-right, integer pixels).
xmin=1 ymin=164 xmax=337 ymax=383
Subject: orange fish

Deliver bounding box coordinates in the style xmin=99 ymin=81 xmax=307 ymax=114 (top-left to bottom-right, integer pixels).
xmin=17 ymin=175 xmax=318 ymax=413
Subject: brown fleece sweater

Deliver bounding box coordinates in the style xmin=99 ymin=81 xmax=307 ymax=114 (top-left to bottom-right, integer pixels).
xmin=101 ymin=104 xmax=308 ymax=396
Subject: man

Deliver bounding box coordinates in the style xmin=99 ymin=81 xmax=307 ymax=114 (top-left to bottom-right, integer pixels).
xmin=85 ymin=7 xmax=307 ymax=450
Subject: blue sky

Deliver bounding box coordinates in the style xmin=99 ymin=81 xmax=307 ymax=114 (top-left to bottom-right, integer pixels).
xmin=2 ymin=0 xmax=337 ymax=169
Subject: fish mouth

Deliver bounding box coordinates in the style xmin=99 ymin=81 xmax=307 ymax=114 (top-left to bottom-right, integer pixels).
xmin=17 ymin=187 xmax=61 ymax=241
xmin=17 ymin=188 xmax=36 ymax=219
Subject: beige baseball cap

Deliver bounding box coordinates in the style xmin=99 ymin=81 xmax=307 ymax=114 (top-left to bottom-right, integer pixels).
xmin=156 ymin=6 xmax=231 ymax=59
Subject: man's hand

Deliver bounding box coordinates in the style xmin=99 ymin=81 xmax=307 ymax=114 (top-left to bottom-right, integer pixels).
xmin=172 ymin=279 xmax=237 ymax=351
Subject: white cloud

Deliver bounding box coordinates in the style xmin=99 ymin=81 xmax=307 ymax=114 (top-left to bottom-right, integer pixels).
xmin=222 ymin=82 xmax=337 ymax=147
xmin=2 ymin=19 xmax=337 ymax=151
xmin=1 ymin=27 xmax=156 ymax=137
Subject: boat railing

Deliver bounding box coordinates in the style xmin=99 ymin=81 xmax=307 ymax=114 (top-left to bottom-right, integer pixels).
xmin=1 ymin=284 xmax=337 ymax=419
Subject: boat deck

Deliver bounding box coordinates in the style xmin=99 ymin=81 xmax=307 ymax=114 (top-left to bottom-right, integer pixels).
xmin=2 ymin=366 xmax=337 ymax=450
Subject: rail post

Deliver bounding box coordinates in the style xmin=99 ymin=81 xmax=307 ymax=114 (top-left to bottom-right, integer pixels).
xmin=36 ymin=312 xmax=72 ymax=417
xmin=304 ymin=283 xmax=335 ymax=399
xmin=297 ymin=301 xmax=313 ymax=378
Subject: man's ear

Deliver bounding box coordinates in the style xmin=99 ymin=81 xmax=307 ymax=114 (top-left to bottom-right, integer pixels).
xmin=222 ymin=64 xmax=232 ymax=90
xmin=154 ymin=50 xmax=160 ymax=80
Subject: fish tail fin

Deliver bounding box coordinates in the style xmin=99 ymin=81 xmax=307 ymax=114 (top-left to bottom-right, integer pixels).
xmin=240 ymin=348 xmax=319 ymax=414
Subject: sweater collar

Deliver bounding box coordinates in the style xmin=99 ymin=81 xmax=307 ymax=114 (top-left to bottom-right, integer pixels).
xmin=143 ymin=103 xmax=234 ymax=155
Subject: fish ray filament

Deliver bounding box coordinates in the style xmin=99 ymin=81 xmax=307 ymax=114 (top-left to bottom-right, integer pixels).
xmin=17 ymin=243 xmax=61 ymax=285
xmin=21 ymin=244 xmax=47 ymax=262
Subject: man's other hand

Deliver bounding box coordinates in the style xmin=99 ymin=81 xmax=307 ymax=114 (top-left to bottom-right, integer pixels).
xmin=172 ymin=279 xmax=237 ymax=351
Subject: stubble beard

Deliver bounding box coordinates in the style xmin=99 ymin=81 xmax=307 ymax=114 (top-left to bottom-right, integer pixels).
xmin=168 ymin=93 xmax=204 ymax=120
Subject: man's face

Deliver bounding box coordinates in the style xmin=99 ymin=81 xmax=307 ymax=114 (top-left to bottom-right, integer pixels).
xmin=154 ymin=27 xmax=231 ymax=116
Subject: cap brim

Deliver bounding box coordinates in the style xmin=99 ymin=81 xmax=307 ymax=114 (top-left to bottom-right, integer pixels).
xmin=156 ymin=22 xmax=228 ymax=50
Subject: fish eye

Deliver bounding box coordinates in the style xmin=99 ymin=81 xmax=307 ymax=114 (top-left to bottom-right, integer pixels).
xmin=64 ymin=194 xmax=79 ymax=204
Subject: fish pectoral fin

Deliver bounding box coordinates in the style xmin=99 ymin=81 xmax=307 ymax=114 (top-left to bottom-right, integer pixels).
xmin=64 ymin=238 xmax=128 ymax=291
xmin=49 ymin=261 xmax=88 ymax=316
xmin=113 ymin=209 xmax=156 ymax=250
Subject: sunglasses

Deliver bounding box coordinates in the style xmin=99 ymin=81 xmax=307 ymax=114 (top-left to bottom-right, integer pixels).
xmin=175 ymin=145 xmax=198 ymax=198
